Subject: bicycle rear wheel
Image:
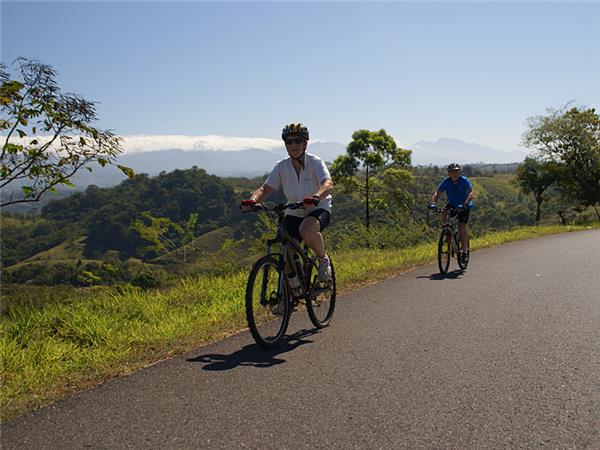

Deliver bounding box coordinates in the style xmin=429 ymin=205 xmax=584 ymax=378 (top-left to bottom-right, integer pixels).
xmin=438 ymin=229 xmax=451 ymax=274
xmin=245 ymin=256 xmax=290 ymax=348
xmin=306 ymin=259 xmax=336 ymax=328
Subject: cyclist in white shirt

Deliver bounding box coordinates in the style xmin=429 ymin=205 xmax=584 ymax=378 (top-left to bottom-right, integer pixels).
xmin=241 ymin=123 xmax=333 ymax=281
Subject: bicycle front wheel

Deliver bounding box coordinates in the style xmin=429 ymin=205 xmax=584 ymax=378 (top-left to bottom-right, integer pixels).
xmin=245 ymin=256 xmax=290 ymax=348
xmin=306 ymin=259 xmax=336 ymax=328
xmin=438 ymin=230 xmax=452 ymax=274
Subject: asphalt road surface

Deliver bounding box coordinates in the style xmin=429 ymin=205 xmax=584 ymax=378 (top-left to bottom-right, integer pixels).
xmin=3 ymin=229 xmax=599 ymax=449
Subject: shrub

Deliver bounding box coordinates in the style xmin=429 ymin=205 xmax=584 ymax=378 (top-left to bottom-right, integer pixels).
xmin=131 ymin=270 xmax=160 ymax=289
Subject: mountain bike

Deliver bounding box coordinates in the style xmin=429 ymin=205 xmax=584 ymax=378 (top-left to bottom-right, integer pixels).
xmin=243 ymin=202 xmax=336 ymax=348
xmin=429 ymin=205 xmax=470 ymax=274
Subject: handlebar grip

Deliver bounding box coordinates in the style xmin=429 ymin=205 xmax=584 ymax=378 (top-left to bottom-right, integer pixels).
xmin=240 ymin=200 xmax=266 ymax=213
xmin=303 ymin=196 xmax=320 ymax=206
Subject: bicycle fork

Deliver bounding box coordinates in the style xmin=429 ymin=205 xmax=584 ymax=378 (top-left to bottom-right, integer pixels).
xmin=258 ymin=240 xmax=288 ymax=307
xmin=452 ymin=231 xmax=460 ymax=256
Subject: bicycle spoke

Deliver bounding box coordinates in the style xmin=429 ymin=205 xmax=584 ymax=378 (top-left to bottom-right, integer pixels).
xmin=306 ymin=260 xmax=336 ymax=328
xmin=246 ymin=256 xmax=290 ymax=348
xmin=438 ymin=230 xmax=451 ymax=274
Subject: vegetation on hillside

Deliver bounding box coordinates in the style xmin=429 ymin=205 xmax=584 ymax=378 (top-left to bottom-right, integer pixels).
xmin=2 ymin=162 xmax=595 ymax=290
xmin=514 ymin=105 xmax=600 ymax=221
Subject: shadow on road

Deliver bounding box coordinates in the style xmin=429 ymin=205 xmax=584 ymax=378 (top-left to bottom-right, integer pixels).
xmin=417 ymin=269 xmax=465 ymax=281
xmin=187 ymin=328 xmax=318 ymax=371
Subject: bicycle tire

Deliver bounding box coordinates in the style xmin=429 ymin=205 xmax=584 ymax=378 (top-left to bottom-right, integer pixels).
xmin=306 ymin=259 xmax=336 ymax=328
xmin=245 ymin=255 xmax=290 ymax=348
xmin=438 ymin=229 xmax=452 ymax=274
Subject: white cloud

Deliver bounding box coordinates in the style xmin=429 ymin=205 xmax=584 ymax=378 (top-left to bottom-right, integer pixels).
xmin=3 ymin=133 xmax=327 ymax=155
xmin=120 ymin=135 xmax=284 ymax=154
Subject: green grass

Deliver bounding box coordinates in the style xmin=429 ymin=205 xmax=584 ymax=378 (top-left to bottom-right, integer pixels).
xmin=1 ymin=223 xmax=597 ymax=421
xmin=22 ymin=237 xmax=86 ymax=263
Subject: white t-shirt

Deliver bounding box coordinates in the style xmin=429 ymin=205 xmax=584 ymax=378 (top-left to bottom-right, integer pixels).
xmin=265 ymin=152 xmax=332 ymax=218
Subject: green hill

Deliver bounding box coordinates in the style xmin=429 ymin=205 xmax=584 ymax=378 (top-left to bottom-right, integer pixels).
xmin=3 ymin=164 xmax=597 ymax=289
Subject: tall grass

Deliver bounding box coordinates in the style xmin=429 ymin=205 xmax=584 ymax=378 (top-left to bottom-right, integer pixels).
xmin=1 ymin=274 xmax=247 ymax=420
xmin=1 ymin=223 xmax=596 ymax=421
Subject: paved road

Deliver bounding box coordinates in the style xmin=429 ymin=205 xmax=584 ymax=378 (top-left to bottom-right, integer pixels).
xmin=3 ymin=229 xmax=600 ymax=449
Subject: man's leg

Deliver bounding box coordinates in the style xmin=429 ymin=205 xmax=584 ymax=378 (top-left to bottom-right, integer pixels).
xmin=299 ymin=216 xmax=331 ymax=281
xmin=458 ymin=223 xmax=469 ymax=251
xmin=299 ymin=216 xmax=326 ymax=258
xmin=458 ymin=209 xmax=470 ymax=252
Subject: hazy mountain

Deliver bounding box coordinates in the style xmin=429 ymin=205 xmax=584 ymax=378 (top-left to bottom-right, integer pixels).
xmin=64 ymin=141 xmax=348 ymax=187
xmin=120 ymin=148 xmax=280 ymax=178
xmin=60 ymin=138 xmax=530 ymax=188
xmin=409 ymin=138 xmax=529 ymax=166
xmin=6 ymin=138 xmax=527 ymax=195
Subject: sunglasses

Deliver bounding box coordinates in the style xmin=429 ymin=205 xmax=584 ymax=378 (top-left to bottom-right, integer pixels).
xmin=285 ymin=138 xmax=305 ymax=145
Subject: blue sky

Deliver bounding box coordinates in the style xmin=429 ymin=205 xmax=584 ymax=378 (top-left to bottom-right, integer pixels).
xmin=2 ymin=1 xmax=599 ymax=153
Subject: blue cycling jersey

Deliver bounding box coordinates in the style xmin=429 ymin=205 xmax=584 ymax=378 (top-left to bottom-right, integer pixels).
xmin=437 ymin=176 xmax=473 ymax=208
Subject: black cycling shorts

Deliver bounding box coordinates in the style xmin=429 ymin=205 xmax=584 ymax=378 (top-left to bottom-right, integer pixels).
xmin=283 ymin=209 xmax=331 ymax=242
xmin=446 ymin=204 xmax=471 ymax=224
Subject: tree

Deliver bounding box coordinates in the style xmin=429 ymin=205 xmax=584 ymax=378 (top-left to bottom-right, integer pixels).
xmin=0 ymin=58 xmax=133 ymax=207
xmin=523 ymin=105 xmax=600 ymax=219
xmin=132 ymin=212 xmax=183 ymax=258
xmin=331 ymin=129 xmax=412 ymax=230
xmin=513 ymin=157 xmax=563 ymax=223
xmin=132 ymin=212 xmax=198 ymax=262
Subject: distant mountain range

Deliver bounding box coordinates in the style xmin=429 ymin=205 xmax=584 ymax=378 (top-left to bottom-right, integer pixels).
xmin=410 ymin=138 xmax=529 ymax=166
xmin=40 ymin=138 xmax=530 ymax=189
xmin=67 ymin=142 xmax=348 ymax=187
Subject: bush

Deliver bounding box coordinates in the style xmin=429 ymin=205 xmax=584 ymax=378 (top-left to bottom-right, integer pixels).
xmin=131 ymin=270 xmax=160 ymax=289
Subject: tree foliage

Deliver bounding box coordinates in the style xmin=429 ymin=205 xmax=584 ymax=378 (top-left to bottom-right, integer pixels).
xmin=523 ymin=105 xmax=600 ymax=217
xmin=4 ymin=164 xmax=598 ymax=288
xmin=513 ymin=157 xmax=563 ymax=223
xmin=0 ymin=58 xmax=132 ymax=207
xmin=132 ymin=212 xmax=198 ymax=261
xmin=42 ymin=167 xmax=237 ymax=260
xmin=331 ymin=129 xmax=413 ymax=230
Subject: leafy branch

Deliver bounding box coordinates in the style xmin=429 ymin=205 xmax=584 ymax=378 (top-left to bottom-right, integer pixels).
xmin=0 ymin=58 xmax=133 ymax=207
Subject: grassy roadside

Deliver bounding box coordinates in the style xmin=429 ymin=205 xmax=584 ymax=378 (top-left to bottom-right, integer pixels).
xmin=1 ymin=224 xmax=597 ymax=421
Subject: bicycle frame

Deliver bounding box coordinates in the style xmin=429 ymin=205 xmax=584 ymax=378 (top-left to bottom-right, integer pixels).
xmin=258 ymin=203 xmax=317 ymax=301
xmin=433 ymin=206 xmax=461 ymax=247
xmin=441 ymin=212 xmax=460 ymax=256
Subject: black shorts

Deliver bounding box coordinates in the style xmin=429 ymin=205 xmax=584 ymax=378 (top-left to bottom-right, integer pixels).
xmin=283 ymin=209 xmax=331 ymax=241
xmin=445 ymin=204 xmax=470 ymax=224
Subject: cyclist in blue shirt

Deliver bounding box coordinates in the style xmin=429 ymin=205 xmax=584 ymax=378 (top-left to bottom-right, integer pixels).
xmin=431 ymin=163 xmax=474 ymax=263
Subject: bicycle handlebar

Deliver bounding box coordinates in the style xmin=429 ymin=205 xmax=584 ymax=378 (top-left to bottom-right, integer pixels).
xmin=241 ymin=201 xmax=306 ymax=215
xmin=429 ymin=204 xmax=466 ymax=213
